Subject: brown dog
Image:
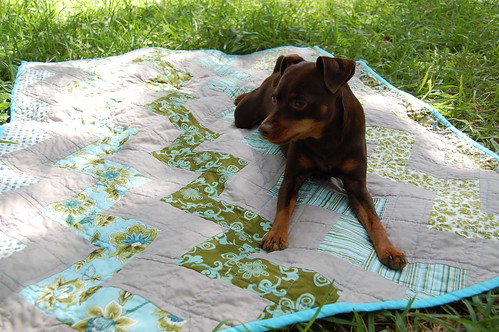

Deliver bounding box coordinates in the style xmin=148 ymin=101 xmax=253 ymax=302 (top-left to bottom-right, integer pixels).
xmin=234 ymin=55 xmax=407 ymax=270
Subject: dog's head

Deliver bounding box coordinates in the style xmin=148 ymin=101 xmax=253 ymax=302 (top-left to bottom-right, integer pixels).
xmin=259 ymin=55 xmax=356 ymax=145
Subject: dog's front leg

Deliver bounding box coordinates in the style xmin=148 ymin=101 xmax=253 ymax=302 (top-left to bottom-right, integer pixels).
xmin=342 ymin=178 xmax=407 ymax=270
xmin=262 ymin=162 xmax=307 ymax=252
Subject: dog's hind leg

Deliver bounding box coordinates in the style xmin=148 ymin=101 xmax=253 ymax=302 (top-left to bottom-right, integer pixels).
xmin=234 ymin=93 xmax=248 ymax=106
xmin=234 ymin=90 xmax=270 ymax=129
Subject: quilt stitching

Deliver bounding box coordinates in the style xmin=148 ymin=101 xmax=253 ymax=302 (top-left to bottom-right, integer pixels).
xmin=19 ymin=126 xmax=185 ymax=331
xmin=366 ymin=127 xmax=498 ymax=240
xmin=0 ymin=229 xmax=25 ymax=259
xmin=148 ymin=65 xmax=342 ymax=320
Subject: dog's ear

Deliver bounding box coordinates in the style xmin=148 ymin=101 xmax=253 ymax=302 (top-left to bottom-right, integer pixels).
xmin=279 ymin=54 xmax=305 ymax=75
xmin=272 ymin=54 xmax=305 ymax=86
xmin=272 ymin=55 xmax=286 ymax=74
xmin=316 ymin=57 xmax=356 ymax=94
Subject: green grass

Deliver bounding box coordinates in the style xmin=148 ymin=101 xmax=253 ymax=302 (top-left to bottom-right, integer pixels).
xmin=0 ymin=0 xmax=497 ymax=151
xmin=0 ymin=0 xmax=498 ymax=330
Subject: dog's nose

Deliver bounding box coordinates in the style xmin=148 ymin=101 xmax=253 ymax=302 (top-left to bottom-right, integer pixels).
xmin=259 ymin=122 xmax=272 ymax=138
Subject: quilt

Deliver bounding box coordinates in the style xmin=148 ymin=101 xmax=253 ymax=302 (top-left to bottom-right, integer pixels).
xmin=0 ymin=46 xmax=498 ymax=332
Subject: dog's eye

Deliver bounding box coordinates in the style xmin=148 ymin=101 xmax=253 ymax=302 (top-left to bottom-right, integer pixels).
xmin=292 ymin=100 xmax=307 ymax=110
xmin=271 ymin=95 xmax=277 ymax=104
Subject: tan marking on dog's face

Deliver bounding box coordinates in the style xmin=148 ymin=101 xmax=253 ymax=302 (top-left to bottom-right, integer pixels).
xmin=294 ymin=119 xmax=324 ymax=140
xmin=262 ymin=117 xmax=326 ymax=144
xmin=285 ymin=119 xmax=324 ymax=142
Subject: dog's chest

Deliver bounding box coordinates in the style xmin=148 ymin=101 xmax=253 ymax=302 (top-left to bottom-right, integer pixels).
xmin=297 ymin=149 xmax=343 ymax=177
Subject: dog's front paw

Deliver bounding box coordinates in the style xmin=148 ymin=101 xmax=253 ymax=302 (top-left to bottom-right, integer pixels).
xmin=261 ymin=231 xmax=288 ymax=252
xmin=379 ymin=246 xmax=407 ymax=270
